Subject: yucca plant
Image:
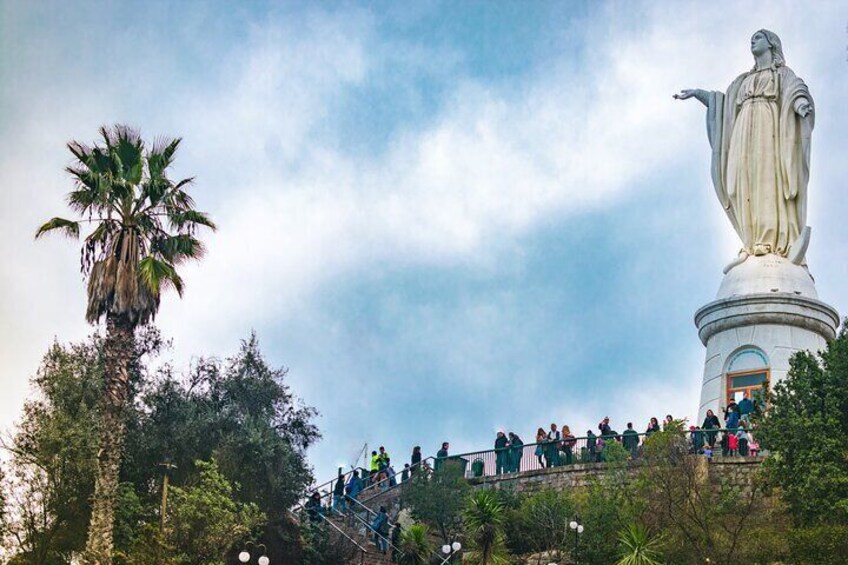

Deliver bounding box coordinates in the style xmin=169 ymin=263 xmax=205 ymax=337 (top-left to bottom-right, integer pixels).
xmin=463 ymin=490 xmax=509 ymax=565
xmin=616 ymin=523 xmax=665 ymax=565
xmin=37 ymin=125 xmax=215 ymax=564
xmin=398 ymin=523 xmax=435 ymax=565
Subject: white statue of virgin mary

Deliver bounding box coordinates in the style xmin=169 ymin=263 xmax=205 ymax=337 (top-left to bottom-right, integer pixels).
xmin=676 ymin=30 xmax=814 ymax=268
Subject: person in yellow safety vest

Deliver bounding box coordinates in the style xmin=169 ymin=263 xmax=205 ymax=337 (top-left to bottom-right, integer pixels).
xmin=377 ymin=446 xmax=390 ymax=470
xmin=369 ymin=450 xmax=380 ymax=484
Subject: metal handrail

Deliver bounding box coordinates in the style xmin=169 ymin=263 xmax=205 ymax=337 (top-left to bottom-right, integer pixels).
xmin=347 ymin=496 xmax=446 ymax=564
xmin=288 ymin=508 xmax=370 ymax=559
xmin=426 ymin=427 xmax=762 ymax=479
xmin=296 ymin=466 xmax=370 ymax=511
xmin=358 ymin=457 xmax=436 ymax=503
xmin=345 ymin=502 xmax=404 ymax=558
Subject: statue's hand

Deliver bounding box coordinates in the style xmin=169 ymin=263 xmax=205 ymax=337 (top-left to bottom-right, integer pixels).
xmin=796 ymin=101 xmax=813 ymax=118
xmin=674 ymin=89 xmax=708 ymax=107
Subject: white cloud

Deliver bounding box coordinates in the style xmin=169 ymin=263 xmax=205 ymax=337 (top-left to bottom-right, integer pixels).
xmin=2 ymin=1 xmax=848 ymax=484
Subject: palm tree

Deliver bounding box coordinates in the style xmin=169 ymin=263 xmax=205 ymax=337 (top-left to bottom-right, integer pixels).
xmin=37 ymin=125 xmax=215 ymax=564
xmin=398 ymin=524 xmax=435 ymax=565
xmin=616 ymin=523 xmax=665 ymax=565
xmin=462 ymin=490 xmax=507 ymax=565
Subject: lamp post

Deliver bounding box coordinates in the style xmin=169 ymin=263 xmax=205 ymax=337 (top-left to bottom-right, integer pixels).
xmin=439 ymin=541 xmax=462 ymax=564
xmin=569 ymin=517 xmax=584 ymax=561
xmin=238 ymin=541 xmax=269 ymax=565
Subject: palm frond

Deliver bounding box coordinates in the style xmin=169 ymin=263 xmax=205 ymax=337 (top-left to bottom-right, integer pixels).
xmin=168 ymin=209 xmax=217 ymax=231
xmin=35 ymin=217 xmax=80 ymax=239
xmin=42 ymin=125 xmax=213 ymax=324
xmin=154 ymin=234 xmax=205 ymax=263
xmin=138 ymin=256 xmax=184 ymax=297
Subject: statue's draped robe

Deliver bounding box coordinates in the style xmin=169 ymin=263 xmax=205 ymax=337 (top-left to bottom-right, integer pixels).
xmin=705 ymin=66 xmax=813 ymax=256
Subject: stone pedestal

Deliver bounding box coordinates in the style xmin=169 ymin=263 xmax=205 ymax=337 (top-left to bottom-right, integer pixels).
xmin=695 ymin=255 xmax=839 ymax=421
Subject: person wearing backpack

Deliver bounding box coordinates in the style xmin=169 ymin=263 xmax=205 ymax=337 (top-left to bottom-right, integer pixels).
xmin=371 ymin=506 xmax=390 ymax=554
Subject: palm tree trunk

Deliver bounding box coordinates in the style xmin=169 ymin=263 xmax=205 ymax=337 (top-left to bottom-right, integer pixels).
xmin=85 ymin=313 xmax=135 ymax=565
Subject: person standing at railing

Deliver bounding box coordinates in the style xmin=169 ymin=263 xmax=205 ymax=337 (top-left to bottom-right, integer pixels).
xmin=305 ymin=491 xmax=323 ymax=523
xmin=546 ymin=424 xmax=561 ymax=467
xmin=435 ymin=442 xmax=449 ymax=471
xmin=371 ymin=506 xmax=390 ymax=554
xmin=690 ymin=426 xmax=705 ymax=454
xmin=561 ymin=425 xmax=576 ymax=465
xmin=599 ymin=417 xmax=613 ymax=437
xmin=369 ymin=451 xmax=380 ymax=484
xmin=346 ymin=470 xmax=363 ymax=504
xmin=401 ymin=463 xmax=410 ymax=483
xmin=736 ymin=422 xmax=750 ymax=456
xmin=738 ymin=392 xmax=754 ymax=425
xmin=333 ymin=470 xmax=346 ymax=515
xmin=495 ymin=431 xmax=509 ymax=475
xmin=535 ymin=428 xmax=546 ymax=467
xmin=646 ymin=417 xmax=661 ymax=437
xmin=702 ymin=409 xmax=721 ymax=448
xmin=411 ymin=446 xmax=422 ymax=475
xmin=587 ymin=429 xmax=599 ymax=463
xmin=508 ymin=432 xmax=524 ymax=473
xmin=725 ymin=405 xmax=741 ymax=431
xmin=390 ymin=522 xmax=402 ymax=562
xmin=622 ymin=423 xmax=639 ymax=459
xmin=378 ymin=446 xmax=391 ymax=470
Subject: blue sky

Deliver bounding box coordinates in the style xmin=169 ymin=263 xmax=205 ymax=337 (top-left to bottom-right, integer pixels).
xmin=2 ymin=0 xmax=847 ymax=481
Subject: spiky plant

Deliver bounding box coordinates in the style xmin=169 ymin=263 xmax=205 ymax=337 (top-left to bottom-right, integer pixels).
xmin=463 ymin=490 xmax=508 ymax=565
xmin=398 ymin=523 xmax=435 ymax=565
xmin=36 ymin=125 xmax=215 ymax=564
xmin=616 ymin=523 xmax=665 ymax=565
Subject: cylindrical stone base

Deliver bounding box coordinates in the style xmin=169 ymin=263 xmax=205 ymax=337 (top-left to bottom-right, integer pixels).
xmin=694 ymin=255 xmax=839 ymax=422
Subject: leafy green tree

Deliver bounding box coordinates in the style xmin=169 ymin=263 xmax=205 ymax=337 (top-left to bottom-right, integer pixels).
xmin=1 ymin=331 xmax=317 ymax=563
xmin=462 ymin=490 xmax=508 ymax=565
xmin=403 ymin=464 xmax=470 ymax=545
xmin=615 ymin=523 xmax=664 ymax=565
xmin=397 ymin=524 xmax=435 ymax=565
xmin=36 ymin=125 xmax=215 ymax=564
xmin=758 ymin=325 xmax=848 ymax=525
xmin=503 ymin=489 xmax=573 ymax=561
xmin=166 ymin=460 xmax=264 ymax=564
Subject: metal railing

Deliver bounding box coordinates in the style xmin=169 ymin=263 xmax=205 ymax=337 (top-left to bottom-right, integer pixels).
xmin=426 ymin=428 xmax=764 ymax=480
xmin=302 ymin=428 xmax=762 ymax=510
xmin=288 ymin=508 xmax=368 ymax=565
xmin=345 ymin=497 xmax=404 ymax=558
xmin=296 ymin=466 xmax=369 ymax=510
xmin=358 ymin=457 xmax=436 ymax=504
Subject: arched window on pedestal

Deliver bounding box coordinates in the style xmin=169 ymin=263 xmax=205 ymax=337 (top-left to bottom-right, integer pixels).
xmin=725 ymin=347 xmax=769 ymax=411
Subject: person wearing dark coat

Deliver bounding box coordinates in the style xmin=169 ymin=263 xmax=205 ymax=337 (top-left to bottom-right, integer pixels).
xmin=305 ymin=491 xmax=323 ymax=523
xmin=690 ymin=426 xmax=705 ymax=453
xmin=545 ymin=424 xmax=561 ymax=467
xmin=495 ymin=432 xmax=509 ymax=475
xmin=586 ymin=430 xmax=598 ymax=463
xmin=738 ymin=392 xmax=754 ymax=424
xmin=702 ymin=409 xmax=721 ymax=447
xmin=646 ymin=417 xmax=661 ymax=436
xmin=410 ymin=446 xmax=422 ymax=475
xmin=390 ymin=523 xmax=402 ymax=563
xmin=508 ymin=432 xmax=524 ymax=473
xmin=622 ymin=422 xmax=639 ymax=459
xmin=332 ymin=469 xmax=346 ymax=514
xmin=435 ymin=442 xmax=449 ymax=471
xmin=371 ymin=506 xmax=390 ymax=554
xmin=725 ymin=407 xmax=740 ymax=430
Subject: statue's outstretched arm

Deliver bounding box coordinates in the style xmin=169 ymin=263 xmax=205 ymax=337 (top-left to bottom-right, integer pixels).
xmin=674 ymin=89 xmax=709 ymax=107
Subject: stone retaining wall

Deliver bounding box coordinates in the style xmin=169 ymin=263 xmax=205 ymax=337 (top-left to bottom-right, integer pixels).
xmin=467 ymin=455 xmax=763 ymax=494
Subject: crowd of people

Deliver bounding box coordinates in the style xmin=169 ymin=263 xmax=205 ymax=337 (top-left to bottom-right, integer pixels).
xmin=305 ymin=396 xmax=763 ymax=554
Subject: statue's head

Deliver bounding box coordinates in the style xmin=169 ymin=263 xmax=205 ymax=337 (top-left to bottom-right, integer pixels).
xmin=751 ymin=29 xmax=785 ymax=67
